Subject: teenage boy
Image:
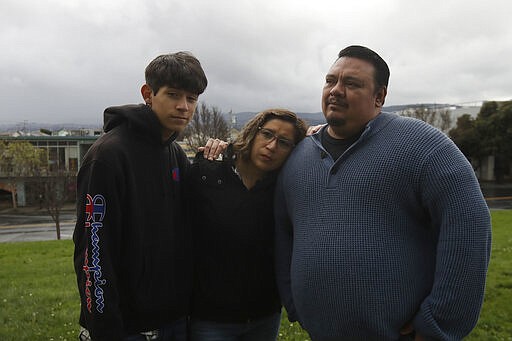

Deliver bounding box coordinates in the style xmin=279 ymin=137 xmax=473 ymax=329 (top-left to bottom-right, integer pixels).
xmin=73 ymin=52 xmax=207 ymax=340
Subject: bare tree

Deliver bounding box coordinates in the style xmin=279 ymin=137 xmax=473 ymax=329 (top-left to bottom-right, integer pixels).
xmin=40 ymin=171 xmax=75 ymax=240
xmin=182 ymin=102 xmax=229 ymax=151
xmin=400 ymin=105 xmax=453 ymax=133
xmin=0 ymin=140 xmax=75 ymax=239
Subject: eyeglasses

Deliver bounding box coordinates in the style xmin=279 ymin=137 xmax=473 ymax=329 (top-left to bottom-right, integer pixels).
xmin=257 ymin=127 xmax=295 ymax=150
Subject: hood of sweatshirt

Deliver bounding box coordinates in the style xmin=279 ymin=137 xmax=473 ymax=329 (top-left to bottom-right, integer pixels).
xmin=103 ymin=104 xmax=177 ymax=146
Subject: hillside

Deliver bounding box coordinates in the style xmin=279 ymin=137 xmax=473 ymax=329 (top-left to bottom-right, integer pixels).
xmin=0 ymin=103 xmax=475 ymax=133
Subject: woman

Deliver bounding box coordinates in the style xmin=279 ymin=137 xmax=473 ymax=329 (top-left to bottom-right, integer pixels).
xmin=188 ymin=109 xmax=307 ymax=341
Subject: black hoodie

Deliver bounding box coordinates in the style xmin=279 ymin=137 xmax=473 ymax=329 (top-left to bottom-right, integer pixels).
xmin=73 ymin=104 xmax=192 ymax=340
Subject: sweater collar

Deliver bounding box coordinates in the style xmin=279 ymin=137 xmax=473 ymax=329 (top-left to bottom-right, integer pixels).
xmin=312 ymin=111 xmax=397 ymax=144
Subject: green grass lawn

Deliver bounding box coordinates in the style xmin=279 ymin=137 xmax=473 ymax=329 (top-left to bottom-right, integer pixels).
xmin=465 ymin=210 xmax=512 ymax=340
xmin=0 ymin=240 xmax=79 ymax=340
xmin=0 ymin=210 xmax=510 ymax=340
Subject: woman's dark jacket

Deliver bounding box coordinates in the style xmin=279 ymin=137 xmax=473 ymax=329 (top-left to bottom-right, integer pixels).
xmin=187 ymin=151 xmax=281 ymax=323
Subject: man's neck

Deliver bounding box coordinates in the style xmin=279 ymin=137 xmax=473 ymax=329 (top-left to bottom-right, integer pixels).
xmin=327 ymin=126 xmax=358 ymax=140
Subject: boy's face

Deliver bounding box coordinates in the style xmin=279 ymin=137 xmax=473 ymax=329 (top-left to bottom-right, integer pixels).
xmin=141 ymin=84 xmax=199 ymax=141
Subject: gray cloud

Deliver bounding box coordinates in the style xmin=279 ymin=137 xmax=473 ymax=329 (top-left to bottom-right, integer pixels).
xmin=1 ymin=0 xmax=511 ymax=125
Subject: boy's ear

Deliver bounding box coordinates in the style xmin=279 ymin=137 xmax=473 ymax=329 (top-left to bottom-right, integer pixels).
xmin=141 ymin=84 xmax=152 ymax=105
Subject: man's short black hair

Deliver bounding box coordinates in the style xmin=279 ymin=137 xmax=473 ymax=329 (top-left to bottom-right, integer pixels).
xmin=338 ymin=45 xmax=390 ymax=90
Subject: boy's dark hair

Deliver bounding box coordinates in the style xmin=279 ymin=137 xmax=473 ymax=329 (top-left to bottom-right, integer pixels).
xmin=338 ymin=45 xmax=390 ymax=92
xmin=145 ymin=51 xmax=208 ymax=95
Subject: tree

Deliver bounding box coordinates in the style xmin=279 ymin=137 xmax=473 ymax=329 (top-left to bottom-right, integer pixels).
xmin=474 ymin=101 xmax=512 ymax=182
xmin=40 ymin=171 xmax=75 ymax=240
xmin=400 ymin=105 xmax=453 ymax=133
xmin=182 ymin=102 xmax=230 ymax=152
xmin=0 ymin=141 xmax=45 ymax=209
xmin=478 ymin=101 xmax=498 ymax=119
xmin=450 ymin=100 xmax=512 ymax=182
xmin=0 ymin=140 xmax=74 ymax=239
xmin=448 ymin=114 xmax=480 ymax=159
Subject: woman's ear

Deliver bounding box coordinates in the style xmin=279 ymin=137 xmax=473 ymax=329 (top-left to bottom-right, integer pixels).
xmin=141 ymin=84 xmax=153 ymax=105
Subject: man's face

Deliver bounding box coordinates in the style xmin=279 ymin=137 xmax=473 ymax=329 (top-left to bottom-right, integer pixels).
xmin=143 ymin=85 xmax=198 ymax=141
xmin=321 ymin=57 xmax=386 ymax=139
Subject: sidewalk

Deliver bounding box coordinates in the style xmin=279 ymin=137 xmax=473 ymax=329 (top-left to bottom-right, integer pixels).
xmin=0 ymin=203 xmax=76 ymax=215
xmin=1 ymin=182 xmax=511 ymax=223
xmin=0 ymin=203 xmax=76 ymax=242
xmin=480 ymin=182 xmax=512 ymax=209
xmin=480 ymin=181 xmax=512 ymax=198
xmin=0 ymin=203 xmax=76 ymax=229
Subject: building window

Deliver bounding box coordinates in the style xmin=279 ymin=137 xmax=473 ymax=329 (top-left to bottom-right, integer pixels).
xmin=69 ymin=158 xmax=78 ymax=172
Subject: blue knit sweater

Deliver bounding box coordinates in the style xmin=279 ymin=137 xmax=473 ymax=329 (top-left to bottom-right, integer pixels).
xmin=275 ymin=112 xmax=491 ymax=341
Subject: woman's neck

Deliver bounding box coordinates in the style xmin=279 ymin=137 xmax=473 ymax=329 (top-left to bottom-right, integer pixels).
xmin=234 ymin=158 xmax=265 ymax=189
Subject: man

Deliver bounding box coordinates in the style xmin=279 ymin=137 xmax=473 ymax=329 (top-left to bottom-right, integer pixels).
xmin=274 ymin=45 xmax=491 ymax=341
xmin=73 ymin=52 xmax=209 ymax=340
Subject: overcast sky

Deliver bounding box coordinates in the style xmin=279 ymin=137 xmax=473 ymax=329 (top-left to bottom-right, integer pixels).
xmin=1 ymin=0 xmax=511 ymax=125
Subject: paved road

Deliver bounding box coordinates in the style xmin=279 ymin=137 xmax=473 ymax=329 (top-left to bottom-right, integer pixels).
xmin=0 ymin=221 xmax=75 ymax=242
xmin=480 ymin=182 xmax=512 ymax=210
xmin=0 ymin=184 xmax=511 ymax=243
xmin=0 ymin=211 xmax=75 ymax=243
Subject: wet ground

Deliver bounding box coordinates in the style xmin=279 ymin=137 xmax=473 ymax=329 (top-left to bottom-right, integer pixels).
xmin=0 ymin=182 xmax=511 ymax=242
xmin=0 ymin=204 xmax=76 ymax=242
xmin=480 ymin=182 xmax=512 ymax=209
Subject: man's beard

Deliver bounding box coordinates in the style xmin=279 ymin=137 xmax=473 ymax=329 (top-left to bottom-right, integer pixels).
xmin=326 ymin=116 xmax=346 ymax=127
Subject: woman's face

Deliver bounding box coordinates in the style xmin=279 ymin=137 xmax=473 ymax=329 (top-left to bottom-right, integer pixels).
xmin=249 ymin=118 xmax=296 ymax=173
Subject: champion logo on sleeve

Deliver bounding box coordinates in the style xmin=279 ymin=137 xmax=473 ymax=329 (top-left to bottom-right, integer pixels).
xmin=82 ymin=194 xmax=107 ymax=314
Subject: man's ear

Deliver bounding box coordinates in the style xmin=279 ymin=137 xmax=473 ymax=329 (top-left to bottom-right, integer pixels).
xmin=375 ymin=86 xmax=387 ymax=108
xmin=141 ymin=84 xmax=153 ymax=105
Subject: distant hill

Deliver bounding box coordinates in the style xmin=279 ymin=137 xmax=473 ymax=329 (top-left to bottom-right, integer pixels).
xmin=0 ymin=122 xmax=102 ymax=134
xmin=225 ymin=105 xmax=432 ymax=129
xmin=0 ymin=113 xmax=327 ymax=134
xmin=227 ymin=111 xmax=326 ymax=129
xmin=0 ymin=103 xmax=480 ymax=134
